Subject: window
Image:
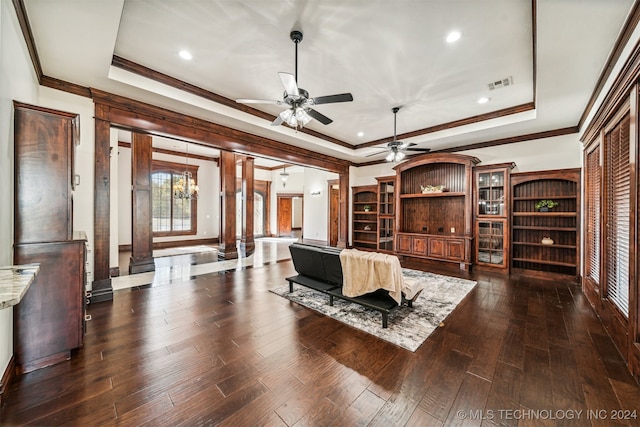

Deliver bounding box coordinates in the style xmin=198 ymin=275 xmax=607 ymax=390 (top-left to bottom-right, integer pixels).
xmin=604 ymin=114 xmax=630 ymax=317
xmin=152 ymin=160 xmax=198 ymax=236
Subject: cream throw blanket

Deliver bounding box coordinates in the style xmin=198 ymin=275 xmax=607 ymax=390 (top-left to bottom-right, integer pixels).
xmin=339 ymin=249 xmax=404 ymax=304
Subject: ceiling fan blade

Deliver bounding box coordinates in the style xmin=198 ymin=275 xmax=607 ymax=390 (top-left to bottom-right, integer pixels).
xmin=365 ymin=150 xmax=387 ymax=157
xmin=398 ymin=142 xmax=417 ymax=149
xmin=236 ymin=98 xmax=283 ymax=105
xmin=306 ymin=108 xmax=333 ymax=125
xmin=271 ymin=116 xmax=284 ymax=126
xmin=405 ymin=147 xmax=431 ymax=152
xmin=312 ymin=93 xmax=354 ymax=105
xmin=279 ymin=72 xmax=299 ymax=97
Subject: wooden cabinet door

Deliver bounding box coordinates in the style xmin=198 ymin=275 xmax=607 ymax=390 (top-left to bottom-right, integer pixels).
xmin=428 ymin=237 xmax=445 ymax=257
xmin=397 ymin=234 xmax=412 ymax=253
xmin=446 ymin=239 xmax=464 ymax=261
xmin=14 ymin=103 xmax=76 ymax=243
xmin=14 ymin=240 xmax=85 ymax=373
xmin=412 ymin=236 xmax=428 ymax=255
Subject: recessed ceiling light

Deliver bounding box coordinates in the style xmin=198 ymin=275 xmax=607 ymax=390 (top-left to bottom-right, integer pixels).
xmin=357 ymin=131 xmax=364 ymax=137
xmin=477 ymin=97 xmax=490 ymax=104
xmin=446 ymin=31 xmax=461 ymax=43
xmin=179 ymin=50 xmax=193 ymax=60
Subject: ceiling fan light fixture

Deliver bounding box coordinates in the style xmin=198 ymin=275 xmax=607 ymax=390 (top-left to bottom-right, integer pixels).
xmin=280 ymin=108 xmax=294 ymax=125
xmin=280 ymin=106 xmax=312 ymax=129
xmin=386 ymin=150 xmax=405 ymax=162
xmin=295 ymin=107 xmax=312 ymax=125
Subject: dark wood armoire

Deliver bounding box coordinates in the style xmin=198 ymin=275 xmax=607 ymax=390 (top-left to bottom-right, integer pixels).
xmin=13 ymin=102 xmax=86 ymax=374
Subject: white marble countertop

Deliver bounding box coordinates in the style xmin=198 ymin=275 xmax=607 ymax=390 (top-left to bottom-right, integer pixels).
xmin=0 ymin=264 xmax=39 ymax=310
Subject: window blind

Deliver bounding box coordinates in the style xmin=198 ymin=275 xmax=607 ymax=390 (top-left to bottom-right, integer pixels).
xmin=605 ymin=115 xmax=630 ymax=317
xmin=586 ymin=146 xmax=600 ymax=287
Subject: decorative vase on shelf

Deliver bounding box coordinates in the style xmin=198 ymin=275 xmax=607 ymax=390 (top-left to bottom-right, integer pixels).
xmin=541 ymin=237 xmax=554 ymax=245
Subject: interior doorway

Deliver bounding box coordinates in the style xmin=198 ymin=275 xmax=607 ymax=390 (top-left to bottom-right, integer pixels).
xmin=277 ymin=194 xmax=303 ymax=237
xmin=327 ymin=179 xmax=339 ymax=247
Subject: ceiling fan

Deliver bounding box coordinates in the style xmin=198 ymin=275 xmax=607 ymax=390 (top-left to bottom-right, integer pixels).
xmin=368 ymin=107 xmax=431 ymax=162
xmin=236 ymin=30 xmax=353 ymax=129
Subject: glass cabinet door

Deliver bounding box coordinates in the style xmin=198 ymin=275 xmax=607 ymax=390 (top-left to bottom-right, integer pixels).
xmin=477 ymin=220 xmax=505 ymax=266
xmin=378 ymin=217 xmax=394 ymax=251
xmin=477 ymin=171 xmax=505 ymax=216
xmin=379 ymin=181 xmax=394 ymax=215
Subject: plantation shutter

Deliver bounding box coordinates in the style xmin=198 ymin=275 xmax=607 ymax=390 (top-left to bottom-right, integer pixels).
xmin=585 ymin=146 xmax=600 ymax=287
xmin=605 ymin=114 xmax=630 ymax=317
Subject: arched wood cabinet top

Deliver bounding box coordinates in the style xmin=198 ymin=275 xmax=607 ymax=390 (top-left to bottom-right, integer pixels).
xmin=393 ymin=153 xmax=480 ymax=173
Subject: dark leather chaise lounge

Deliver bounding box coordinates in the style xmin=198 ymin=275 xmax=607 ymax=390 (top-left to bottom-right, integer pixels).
xmin=286 ymin=242 xmax=417 ymax=328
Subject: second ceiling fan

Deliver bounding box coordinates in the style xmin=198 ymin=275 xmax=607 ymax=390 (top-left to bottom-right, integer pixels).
xmin=369 ymin=107 xmax=431 ymax=162
xmin=236 ymin=30 xmax=353 ymax=129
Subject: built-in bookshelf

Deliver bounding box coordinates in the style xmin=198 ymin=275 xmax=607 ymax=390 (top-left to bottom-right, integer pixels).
xmin=510 ymin=168 xmax=580 ymax=280
xmin=352 ymin=185 xmax=378 ymax=250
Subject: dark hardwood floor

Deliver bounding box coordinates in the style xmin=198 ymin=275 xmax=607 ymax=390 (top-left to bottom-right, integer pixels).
xmin=1 ymin=258 xmax=639 ymax=426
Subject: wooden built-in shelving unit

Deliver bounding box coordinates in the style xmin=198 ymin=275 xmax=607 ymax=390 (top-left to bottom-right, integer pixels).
xmin=510 ymin=168 xmax=580 ymax=280
xmin=351 ymin=185 xmax=378 ymax=250
xmin=394 ymin=153 xmax=479 ymax=270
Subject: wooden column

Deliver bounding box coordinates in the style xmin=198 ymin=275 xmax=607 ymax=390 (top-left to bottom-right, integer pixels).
xmin=338 ymin=170 xmax=349 ymax=248
xmin=218 ymin=150 xmax=238 ymax=259
xmin=240 ymin=156 xmax=255 ymax=255
xmin=129 ymin=132 xmax=155 ymax=274
xmin=92 ymin=108 xmax=113 ymax=303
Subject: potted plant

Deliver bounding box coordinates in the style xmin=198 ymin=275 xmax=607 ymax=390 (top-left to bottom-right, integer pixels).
xmin=363 ymin=205 xmax=371 ymax=212
xmin=535 ymin=200 xmax=559 ymax=212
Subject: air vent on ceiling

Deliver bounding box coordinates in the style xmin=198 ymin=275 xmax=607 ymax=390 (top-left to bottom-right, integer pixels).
xmin=488 ymin=76 xmax=513 ymax=91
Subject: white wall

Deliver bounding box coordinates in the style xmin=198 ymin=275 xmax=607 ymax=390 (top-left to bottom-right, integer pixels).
xmin=0 ymin=0 xmax=40 ymax=382
xmin=302 ymin=168 xmax=339 ymax=242
xmin=459 ymin=133 xmax=583 ymax=172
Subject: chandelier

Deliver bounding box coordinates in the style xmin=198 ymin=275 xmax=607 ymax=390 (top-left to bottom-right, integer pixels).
xmin=280 ymin=167 xmax=290 ymax=188
xmin=173 ymin=144 xmax=199 ymax=199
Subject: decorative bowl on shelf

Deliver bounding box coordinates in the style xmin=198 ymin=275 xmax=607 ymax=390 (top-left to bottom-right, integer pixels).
xmin=420 ymin=184 xmax=445 ymax=194
xmin=541 ymin=237 xmax=554 ymax=245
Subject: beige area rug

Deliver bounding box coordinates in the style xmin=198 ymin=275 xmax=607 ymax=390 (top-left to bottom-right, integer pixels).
xmin=153 ymin=245 xmax=218 ymax=258
xmin=270 ymin=269 xmax=477 ymax=352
